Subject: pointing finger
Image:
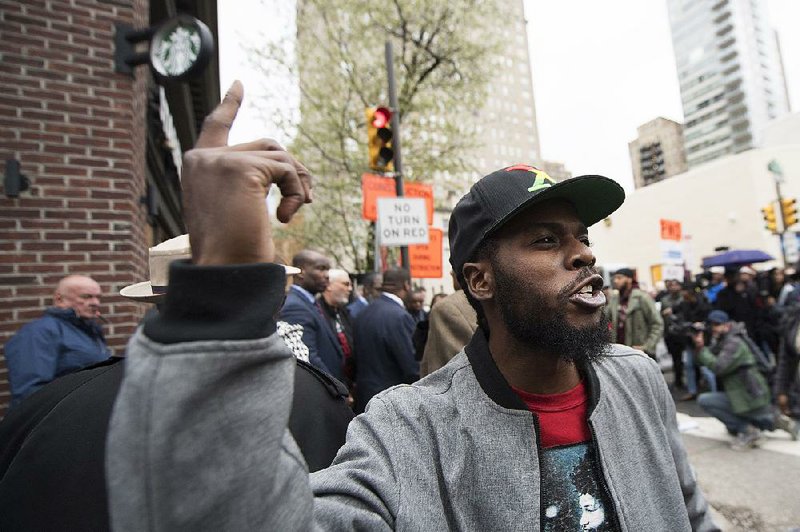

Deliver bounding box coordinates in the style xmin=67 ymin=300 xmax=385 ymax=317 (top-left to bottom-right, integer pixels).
xmin=195 ymin=80 xmax=244 ymax=149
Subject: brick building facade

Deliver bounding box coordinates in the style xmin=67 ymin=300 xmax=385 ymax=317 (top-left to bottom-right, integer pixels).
xmin=0 ymin=0 xmax=219 ymax=416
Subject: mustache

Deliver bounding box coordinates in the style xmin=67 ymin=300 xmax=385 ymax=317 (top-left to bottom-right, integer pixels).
xmin=557 ymin=267 xmax=599 ymax=299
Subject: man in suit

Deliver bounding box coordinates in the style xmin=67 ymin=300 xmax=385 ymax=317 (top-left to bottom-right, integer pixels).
xmin=353 ymin=267 xmax=418 ymax=412
xmin=348 ymin=271 xmax=382 ymax=319
xmin=280 ymin=249 xmax=345 ymax=380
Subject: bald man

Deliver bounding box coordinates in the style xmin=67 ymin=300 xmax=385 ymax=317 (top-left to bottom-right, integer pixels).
xmin=5 ymin=275 xmax=111 ymax=407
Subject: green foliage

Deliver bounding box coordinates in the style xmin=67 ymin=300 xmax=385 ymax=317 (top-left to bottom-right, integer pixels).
xmin=250 ymin=0 xmax=501 ymax=271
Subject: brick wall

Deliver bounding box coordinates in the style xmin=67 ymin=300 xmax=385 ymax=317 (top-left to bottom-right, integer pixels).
xmin=0 ymin=0 xmax=151 ymax=416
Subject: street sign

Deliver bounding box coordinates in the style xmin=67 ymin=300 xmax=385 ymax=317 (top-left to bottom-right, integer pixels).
xmin=410 ymin=227 xmax=443 ymax=278
xmin=361 ymin=174 xmax=434 ymax=224
xmin=660 ymin=219 xmax=682 ymax=241
xmin=660 ymin=240 xmax=684 ymax=264
xmin=404 ymin=182 xmax=434 ymax=225
xmin=361 ymin=173 xmax=396 ymax=221
xmin=377 ymin=198 xmax=429 ymax=246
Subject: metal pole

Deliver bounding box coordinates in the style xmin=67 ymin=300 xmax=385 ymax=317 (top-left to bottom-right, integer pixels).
xmin=774 ymin=178 xmax=788 ymax=266
xmin=385 ymin=40 xmax=409 ymax=270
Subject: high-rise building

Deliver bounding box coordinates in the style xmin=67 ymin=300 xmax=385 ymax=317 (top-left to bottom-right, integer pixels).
xmin=628 ymin=117 xmax=688 ymax=188
xmin=430 ymin=0 xmax=544 ymax=208
xmin=667 ymin=0 xmax=790 ymax=169
xmin=468 ymin=0 xmax=541 ymax=176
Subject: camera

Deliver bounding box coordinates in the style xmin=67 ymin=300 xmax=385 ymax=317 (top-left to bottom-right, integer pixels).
xmin=688 ymin=322 xmax=706 ymax=335
xmin=667 ymin=320 xmax=705 ymax=337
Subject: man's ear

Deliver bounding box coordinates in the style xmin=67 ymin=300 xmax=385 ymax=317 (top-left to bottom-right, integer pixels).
xmin=462 ymin=261 xmax=494 ymax=302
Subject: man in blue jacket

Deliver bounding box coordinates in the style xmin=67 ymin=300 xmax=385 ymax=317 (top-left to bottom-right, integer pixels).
xmin=280 ymin=249 xmax=346 ymax=380
xmin=5 ymin=275 xmax=111 ymax=407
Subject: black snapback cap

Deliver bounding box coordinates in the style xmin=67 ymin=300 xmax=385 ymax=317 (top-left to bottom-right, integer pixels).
xmin=448 ymin=164 xmax=625 ymax=285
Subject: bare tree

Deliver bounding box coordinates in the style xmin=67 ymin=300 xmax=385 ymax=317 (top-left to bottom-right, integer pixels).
xmin=250 ymin=0 xmax=501 ymax=271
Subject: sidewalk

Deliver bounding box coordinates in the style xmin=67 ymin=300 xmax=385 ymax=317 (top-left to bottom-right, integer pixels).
xmin=677 ymin=408 xmax=800 ymax=530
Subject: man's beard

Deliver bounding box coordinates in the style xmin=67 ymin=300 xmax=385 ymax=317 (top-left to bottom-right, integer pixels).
xmin=493 ymin=261 xmax=610 ymax=364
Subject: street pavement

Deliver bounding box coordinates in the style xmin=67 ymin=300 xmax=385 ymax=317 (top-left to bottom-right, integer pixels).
xmin=670 ymin=380 xmax=800 ymax=531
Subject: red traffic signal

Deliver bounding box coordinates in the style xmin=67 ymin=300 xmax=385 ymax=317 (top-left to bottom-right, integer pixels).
xmin=366 ymin=106 xmax=394 ymax=172
xmin=371 ymin=107 xmax=392 ymax=129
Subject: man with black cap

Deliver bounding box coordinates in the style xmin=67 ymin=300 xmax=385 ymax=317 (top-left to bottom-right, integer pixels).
xmin=694 ymin=310 xmax=799 ymax=451
xmin=606 ymin=266 xmax=663 ymax=359
xmin=107 ymin=84 xmax=717 ymax=531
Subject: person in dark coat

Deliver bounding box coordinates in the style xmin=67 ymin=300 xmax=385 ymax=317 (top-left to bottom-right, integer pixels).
xmin=319 ymin=268 xmax=356 ymax=392
xmin=5 ymin=275 xmax=111 ymax=408
xmin=348 ymin=271 xmax=382 ymax=319
xmin=280 ymin=249 xmax=346 ymax=381
xmin=353 ymin=267 xmax=418 ymax=412
xmin=715 ymin=268 xmax=759 ymax=340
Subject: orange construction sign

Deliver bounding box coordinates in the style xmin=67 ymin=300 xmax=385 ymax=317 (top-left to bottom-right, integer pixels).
xmin=660 ymin=219 xmax=682 ymax=241
xmin=361 ymin=173 xmax=433 ymax=224
xmin=404 ymin=182 xmax=434 ymax=225
xmin=409 ymin=227 xmax=443 ymax=278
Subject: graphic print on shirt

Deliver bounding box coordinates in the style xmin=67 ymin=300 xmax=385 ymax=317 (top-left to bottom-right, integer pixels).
xmin=540 ymin=442 xmax=613 ymax=531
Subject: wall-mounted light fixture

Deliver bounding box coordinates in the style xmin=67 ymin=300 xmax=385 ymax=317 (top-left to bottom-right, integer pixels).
xmin=3 ymin=159 xmax=30 ymax=198
xmin=115 ymin=14 xmax=214 ymax=83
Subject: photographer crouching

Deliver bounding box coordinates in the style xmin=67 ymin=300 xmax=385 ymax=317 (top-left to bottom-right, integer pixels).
xmin=692 ymin=310 xmax=799 ymax=451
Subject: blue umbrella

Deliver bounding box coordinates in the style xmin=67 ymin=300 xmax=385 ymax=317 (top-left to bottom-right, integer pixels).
xmin=701 ymin=249 xmax=774 ymax=269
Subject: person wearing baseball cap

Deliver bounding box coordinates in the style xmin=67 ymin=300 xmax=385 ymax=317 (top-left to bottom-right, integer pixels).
xmin=605 ymin=266 xmax=664 ymax=360
xmin=106 ymin=84 xmax=718 ymax=531
xmin=692 ymin=309 xmax=799 ymax=450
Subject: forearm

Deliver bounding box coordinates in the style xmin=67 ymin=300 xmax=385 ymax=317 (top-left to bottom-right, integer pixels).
xmin=106 ymin=261 xmax=314 ymax=531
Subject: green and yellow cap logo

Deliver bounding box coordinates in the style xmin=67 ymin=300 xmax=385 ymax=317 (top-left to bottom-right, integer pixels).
xmin=504 ymin=164 xmax=555 ymax=193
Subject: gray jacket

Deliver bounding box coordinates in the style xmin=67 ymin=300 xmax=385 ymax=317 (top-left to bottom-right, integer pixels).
xmin=107 ymin=262 xmax=717 ymax=531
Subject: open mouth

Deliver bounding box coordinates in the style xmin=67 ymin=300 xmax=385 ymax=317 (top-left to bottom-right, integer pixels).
xmin=568 ymin=274 xmax=606 ymax=310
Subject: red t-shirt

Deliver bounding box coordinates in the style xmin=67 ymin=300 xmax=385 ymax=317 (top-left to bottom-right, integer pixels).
xmin=512 ymin=380 xmax=591 ymax=448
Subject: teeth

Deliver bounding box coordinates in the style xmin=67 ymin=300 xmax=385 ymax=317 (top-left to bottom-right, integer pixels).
xmin=579 ymin=285 xmax=593 ymax=294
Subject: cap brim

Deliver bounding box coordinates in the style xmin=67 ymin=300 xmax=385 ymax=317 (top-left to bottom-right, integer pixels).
xmin=121 ymin=264 xmax=301 ymax=303
xmin=490 ymin=174 xmax=625 ymax=236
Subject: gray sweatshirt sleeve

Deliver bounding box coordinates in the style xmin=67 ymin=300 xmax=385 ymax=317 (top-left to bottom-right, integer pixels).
xmin=105 ymin=261 xmax=314 ymax=531
xmin=653 ymin=360 xmax=720 ymax=531
xmin=106 ymin=261 xmax=400 ymax=531
xmin=106 ymin=331 xmax=314 ymax=531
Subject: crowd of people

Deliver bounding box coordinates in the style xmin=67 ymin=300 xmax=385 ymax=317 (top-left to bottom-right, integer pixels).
xmin=601 ymin=263 xmax=800 ymax=450
xmin=1 ymin=82 xmax=799 ymax=529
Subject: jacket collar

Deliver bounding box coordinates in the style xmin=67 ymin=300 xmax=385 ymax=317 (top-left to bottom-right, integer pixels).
xmin=45 ymin=306 xmax=105 ymax=338
xmin=464 ymin=327 xmax=602 ymax=413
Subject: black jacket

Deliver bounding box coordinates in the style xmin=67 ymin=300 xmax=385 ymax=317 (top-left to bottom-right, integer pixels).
xmin=0 ymin=355 xmax=353 ymax=531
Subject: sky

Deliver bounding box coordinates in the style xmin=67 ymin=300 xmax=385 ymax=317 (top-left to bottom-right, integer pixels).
xmin=218 ymin=0 xmax=800 ymax=192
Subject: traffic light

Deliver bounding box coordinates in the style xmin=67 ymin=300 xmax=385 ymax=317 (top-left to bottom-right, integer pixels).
xmin=761 ymin=203 xmax=778 ymax=234
xmin=366 ymin=106 xmax=394 ymax=172
xmin=781 ymin=197 xmax=798 ymax=228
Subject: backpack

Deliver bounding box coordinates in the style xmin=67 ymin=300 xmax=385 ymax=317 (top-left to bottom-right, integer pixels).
xmin=735 ymin=329 xmax=776 ymax=377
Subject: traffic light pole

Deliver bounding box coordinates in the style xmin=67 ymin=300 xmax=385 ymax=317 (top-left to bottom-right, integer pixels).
xmin=385 ymin=40 xmax=410 ymax=270
xmin=773 ymin=177 xmax=788 ymax=266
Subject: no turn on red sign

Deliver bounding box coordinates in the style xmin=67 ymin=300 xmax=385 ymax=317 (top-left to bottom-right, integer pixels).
xmin=377 ymin=197 xmax=429 ymax=246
